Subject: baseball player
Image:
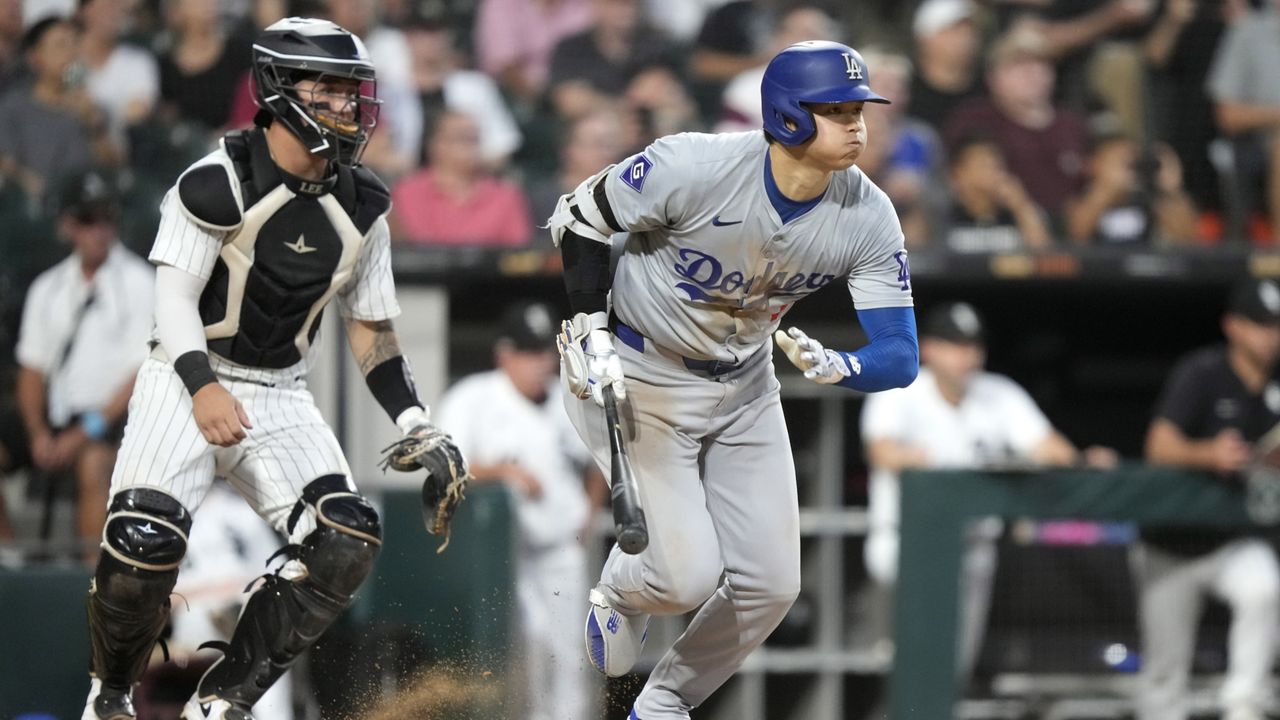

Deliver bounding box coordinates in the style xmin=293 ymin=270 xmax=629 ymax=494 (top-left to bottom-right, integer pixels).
xmin=549 ymin=41 xmax=920 ymax=719
xmin=80 ymin=18 xmax=466 ymax=720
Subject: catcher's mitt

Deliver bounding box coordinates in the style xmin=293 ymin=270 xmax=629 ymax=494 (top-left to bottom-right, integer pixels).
xmin=380 ymin=424 xmax=470 ymax=553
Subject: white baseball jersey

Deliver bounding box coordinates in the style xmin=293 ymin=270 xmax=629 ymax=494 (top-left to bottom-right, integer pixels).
xmin=15 ymin=244 xmax=154 ymax=426
xmin=859 ymin=367 xmax=1054 ymax=590
xmin=148 ymin=154 xmax=401 ymax=386
xmin=861 ymin=367 xmax=1053 ymax=469
xmin=601 ymin=131 xmax=913 ymax=363
xmin=861 ymin=367 xmax=1053 ymax=530
xmin=111 ymin=142 xmax=398 ymax=532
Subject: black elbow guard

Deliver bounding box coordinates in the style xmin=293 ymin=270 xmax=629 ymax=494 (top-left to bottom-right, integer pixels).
xmin=561 ymin=232 xmax=613 ymax=315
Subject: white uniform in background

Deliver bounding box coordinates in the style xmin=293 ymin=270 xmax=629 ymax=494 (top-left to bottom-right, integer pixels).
xmin=16 ymin=244 xmax=154 ymax=427
xmin=861 ymin=366 xmax=1054 ymax=584
xmin=436 ymin=372 xmax=594 ymax=720
xmin=861 ymin=366 xmax=1055 ymax=675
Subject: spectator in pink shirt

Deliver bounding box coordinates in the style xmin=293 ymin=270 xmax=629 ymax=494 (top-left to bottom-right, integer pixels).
xmin=392 ymin=110 xmax=534 ymax=246
xmin=474 ymin=0 xmax=594 ymax=103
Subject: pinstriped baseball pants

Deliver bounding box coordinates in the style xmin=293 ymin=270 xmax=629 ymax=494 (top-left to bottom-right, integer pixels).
xmin=110 ymin=357 xmax=353 ymax=542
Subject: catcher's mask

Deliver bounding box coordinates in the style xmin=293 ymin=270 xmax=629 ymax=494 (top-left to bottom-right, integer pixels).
xmin=252 ymin=17 xmax=380 ymax=166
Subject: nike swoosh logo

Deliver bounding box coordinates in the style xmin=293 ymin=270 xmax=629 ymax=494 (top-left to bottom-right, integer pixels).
xmin=285 ymin=234 xmax=317 ymax=254
xmin=711 ymin=215 xmax=743 ymax=227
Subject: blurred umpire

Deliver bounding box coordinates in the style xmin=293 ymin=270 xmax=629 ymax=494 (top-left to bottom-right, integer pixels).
xmin=1139 ymin=278 xmax=1280 ymax=720
xmin=12 ymin=170 xmax=153 ymax=562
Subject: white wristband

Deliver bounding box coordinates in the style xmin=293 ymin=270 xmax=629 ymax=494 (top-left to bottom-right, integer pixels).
xmin=395 ymin=406 xmax=430 ymax=434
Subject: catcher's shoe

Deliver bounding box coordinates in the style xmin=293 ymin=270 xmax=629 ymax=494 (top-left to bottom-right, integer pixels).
xmin=82 ymin=678 xmax=136 ymax=720
xmin=586 ymin=587 xmax=649 ymax=677
xmin=179 ymin=696 xmax=255 ymax=720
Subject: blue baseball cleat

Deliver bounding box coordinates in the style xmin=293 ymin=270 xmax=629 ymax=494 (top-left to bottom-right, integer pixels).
xmin=585 ymin=587 xmax=650 ymax=677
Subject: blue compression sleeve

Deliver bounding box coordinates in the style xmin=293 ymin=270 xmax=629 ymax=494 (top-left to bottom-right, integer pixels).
xmin=834 ymin=306 xmax=919 ymax=392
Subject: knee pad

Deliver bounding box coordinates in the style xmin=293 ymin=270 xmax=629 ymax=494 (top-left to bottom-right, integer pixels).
xmin=197 ymin=477 xmax=380 ymax=707
xmin=88 ymin=488 xmax=191 ymax=688
xmin=288 ymin=475 xmax=381 ymax=598
xmin=101 ymin=487 xmax=192 ymax=572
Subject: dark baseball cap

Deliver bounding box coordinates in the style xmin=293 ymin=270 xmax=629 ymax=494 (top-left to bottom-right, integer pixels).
xmin=1228 ymin=279 xmax=1280 ymax=324
xmin=59 ymin=170 xmax=118 ymax=221
xmin=921 ymin=302 xmax=985 ymax=344
xmin=497 ymin=301 xmax=558 ymax=351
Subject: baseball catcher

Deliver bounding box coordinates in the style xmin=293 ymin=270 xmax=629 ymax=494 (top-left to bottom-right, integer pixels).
xmin=79 ymin=18 xmax=470 ymax=720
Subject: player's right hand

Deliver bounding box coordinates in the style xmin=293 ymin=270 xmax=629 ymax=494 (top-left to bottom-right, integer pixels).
xmin=1209 ymin=428 xmax=1251 ymax=475
xmin=558 ymin=311 xmax=627 ymax=407
xmin=192 ymin=383 xmax=253 ymax=447
xmin=775 ymin=327 xmax=853 ymax=385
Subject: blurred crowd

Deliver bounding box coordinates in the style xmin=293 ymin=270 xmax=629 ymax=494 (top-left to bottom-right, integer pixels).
xmin=1 ymin=0 xmax=1279 ymax=269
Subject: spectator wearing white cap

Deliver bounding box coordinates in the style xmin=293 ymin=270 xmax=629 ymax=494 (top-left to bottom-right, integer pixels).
xmin=908 ymin=0 xmax=984 ymax=133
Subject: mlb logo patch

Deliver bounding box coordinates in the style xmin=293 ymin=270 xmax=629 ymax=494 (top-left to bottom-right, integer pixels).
xmin=621 ymin=155 xmax=653 ymax=193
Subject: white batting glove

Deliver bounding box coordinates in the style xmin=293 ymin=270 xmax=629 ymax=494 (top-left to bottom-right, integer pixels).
xmin=774 ymin=327 xmax=858 ymax=385
xmin=558 ymin=312 xmax=628 ymax=406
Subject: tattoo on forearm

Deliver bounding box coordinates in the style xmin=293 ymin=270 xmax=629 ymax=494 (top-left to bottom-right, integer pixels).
xmin=359 ymin=320 xmax=402 ymax=375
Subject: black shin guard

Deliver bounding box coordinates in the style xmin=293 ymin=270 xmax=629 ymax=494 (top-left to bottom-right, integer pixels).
xmin=86 ymin=488 xmax=191 ymax=689
xmin=87 ymin=556 xmax=179 ymax=689
xmin=198 ymin=482 xmax=380 ymax=706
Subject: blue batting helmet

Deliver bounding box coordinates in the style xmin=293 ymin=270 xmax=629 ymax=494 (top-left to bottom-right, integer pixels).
xmin=761 ymin=41 xmax=890 ymax=146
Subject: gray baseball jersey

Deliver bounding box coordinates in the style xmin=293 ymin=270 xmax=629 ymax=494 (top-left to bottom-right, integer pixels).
xmin=561 ymin=130 xmax=914 ymax=719
xmin=602 ymin=130 xmax=913 ymax=363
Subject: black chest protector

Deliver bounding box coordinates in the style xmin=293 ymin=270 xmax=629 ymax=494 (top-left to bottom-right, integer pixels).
xmin=176 ymin=129 xmax=390 ymax=369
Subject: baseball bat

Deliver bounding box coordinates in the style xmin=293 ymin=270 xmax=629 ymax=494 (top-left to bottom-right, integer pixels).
xmin=604 ymin=385 xmax=648 ymax=554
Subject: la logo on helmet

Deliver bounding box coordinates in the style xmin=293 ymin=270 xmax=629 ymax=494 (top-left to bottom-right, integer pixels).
xmin=843 ymin=53 xmax=863 ymax=81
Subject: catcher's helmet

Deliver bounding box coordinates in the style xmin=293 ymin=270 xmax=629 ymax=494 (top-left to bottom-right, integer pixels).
xmin=761 ymin=41 xmax=890 ymax=146
xmin=252 ymin=17 xmax=380 ymax=165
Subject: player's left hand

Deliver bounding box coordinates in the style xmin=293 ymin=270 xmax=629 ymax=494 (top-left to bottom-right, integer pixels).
xmin=558 ymin=311 xmax=627 ymax=407
xmin=775 ymin=327 xmax=854 ymax=385
xmin=379 ymin=411 xmax=470 ymax=553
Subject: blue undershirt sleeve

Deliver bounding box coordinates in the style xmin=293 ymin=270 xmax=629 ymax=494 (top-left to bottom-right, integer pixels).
xmin=834 ymin=306 xmax=919 ymax=392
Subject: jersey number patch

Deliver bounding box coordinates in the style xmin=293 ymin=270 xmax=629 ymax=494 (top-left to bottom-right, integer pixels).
xmin=621 ymin=156 xmax=653 ymax=193
xmin=894 ymin=250 xmax=911 ymax=291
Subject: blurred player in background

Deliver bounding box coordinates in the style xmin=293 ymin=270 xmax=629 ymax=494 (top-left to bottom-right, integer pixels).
xmin=1138 ymin=278 xmax=1280 ymax=720
xmin=435 ymin=300 xmax=602 ymax=720
xmin=861 ymin=302 xmax=1116 ymax=678
xmin=549 ymin=41 xmax=918 ymax=719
